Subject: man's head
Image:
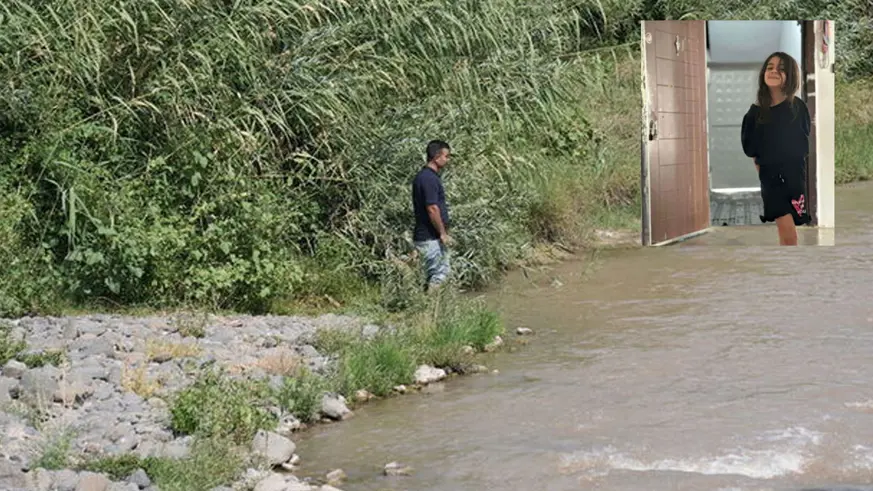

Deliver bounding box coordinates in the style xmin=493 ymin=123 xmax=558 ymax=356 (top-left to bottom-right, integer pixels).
xmin=426 ymin=140 xmax=451 ymax=170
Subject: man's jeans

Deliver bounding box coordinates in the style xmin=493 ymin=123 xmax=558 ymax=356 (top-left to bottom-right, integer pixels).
xmin=414 ymin=239 xmax=450 ymax=288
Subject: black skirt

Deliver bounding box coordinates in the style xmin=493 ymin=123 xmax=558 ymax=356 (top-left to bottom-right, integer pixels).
xmin=759 ymin=170 xmax=812 ymax=226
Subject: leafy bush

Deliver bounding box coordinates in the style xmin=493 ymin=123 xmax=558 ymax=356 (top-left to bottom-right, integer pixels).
xmin=169 ymin=371 xmax=275 ymax=444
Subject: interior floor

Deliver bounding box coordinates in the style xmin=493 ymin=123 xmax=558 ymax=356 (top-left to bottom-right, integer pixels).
xmin=709 ymin=189 xmax=765 ymax=226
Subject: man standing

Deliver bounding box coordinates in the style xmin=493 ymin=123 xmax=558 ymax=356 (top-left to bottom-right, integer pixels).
xmin=411 ymin=140 xmax=453 ymax=291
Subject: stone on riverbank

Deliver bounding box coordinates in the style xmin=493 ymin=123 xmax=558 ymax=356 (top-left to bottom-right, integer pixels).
xmin=383 ymin=461 xmax=413 ymax=476
xmin=413 ymin=365 xmax=446 ymax=385
xmin=326 ymin=468 xmax=346 ymax=486
xmin=252 ymin=430 xmax=297 ymax=467
xmin=253 ymin=472 xmax=329 ymax=491
xmin=354 ymin=389 xmax=373 ymax=402
xmin=0 ymin=310 xmax=489 ymax=490
xmin=516 ymin=327 xmax=534 ymax=335
xmin=275 ymin=413 xmax=303 ymax=437
xmin=484 ymin=335 xmax=504 ymax=352
xmin=320 ymin=393 xmax=351 ymax=420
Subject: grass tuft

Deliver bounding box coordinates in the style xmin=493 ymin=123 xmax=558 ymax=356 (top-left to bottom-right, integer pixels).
xmin=168 ymin=370 xmax=275 ymax=444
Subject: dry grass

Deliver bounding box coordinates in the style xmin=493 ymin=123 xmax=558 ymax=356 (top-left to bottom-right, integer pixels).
xmin=121 ymin=362 xmax=163 ymax=399
xmin=252 ymin=348 xmax=302 ymax=377
xmin=170 ymin=312 xmax=209 ymax=339
xmin=145 ymin=339 xmax=202 ymax=362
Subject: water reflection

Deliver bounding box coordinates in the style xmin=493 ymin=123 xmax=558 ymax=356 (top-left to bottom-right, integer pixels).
xmin=681 ymin=224 xmax=836 ymax=246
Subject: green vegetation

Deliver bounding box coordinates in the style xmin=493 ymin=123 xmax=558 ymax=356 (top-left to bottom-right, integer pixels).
xmin=169 ymin=372 xmax=276 ymax=444
xmin=78 ymin=439 xmax=243 ymax=491
xmin=0 ymin=322 xmax=25 ymax=366
xmin=0 ymin=321 xmax=66 ymax=367
xmin=31 ymin=429 xmax=76 ymax=471
xmin=836 ymin=77 xmax=873 ymax=184
xmin=167 ymin=294 xmax=503 ymax=437
xmin=2 ymin=0 xmax=869 ymax=317
xmin=274 ymin=368 xmax=328 ymax=423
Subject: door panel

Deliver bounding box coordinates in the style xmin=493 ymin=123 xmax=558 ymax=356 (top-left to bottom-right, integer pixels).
xmin=641 ymin=20 xmax=710 ymax=245
xmin=802 ymin=20 xmax=818 ymax=225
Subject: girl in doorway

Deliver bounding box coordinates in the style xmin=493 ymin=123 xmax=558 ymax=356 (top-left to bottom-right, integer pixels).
xmin=740 ymin=51 xmax=812 ymax=246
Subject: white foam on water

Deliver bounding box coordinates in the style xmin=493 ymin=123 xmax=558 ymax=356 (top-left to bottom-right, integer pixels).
xmin=845 ymin=400 xmax=873 ymax=412
xmin=559 ymin=426 xmax=823 ymax=481
xmin=759 ymin=426 xmax=824 ymax=446
xmin=845 ymin=444 xmax=873 ymax=471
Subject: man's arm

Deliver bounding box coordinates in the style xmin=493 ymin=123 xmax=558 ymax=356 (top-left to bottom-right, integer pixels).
xmin=754 ymin=157 xmax=759 ymax=174
xmin=426 ymin=204 xmax=447 ymax=239
xmin=421 ymin=176 xmax=452 ymax=244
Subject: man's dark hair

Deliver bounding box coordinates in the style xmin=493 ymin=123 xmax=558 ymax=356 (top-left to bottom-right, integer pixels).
xmin=426 ymin=140 xmax=451 ymax=162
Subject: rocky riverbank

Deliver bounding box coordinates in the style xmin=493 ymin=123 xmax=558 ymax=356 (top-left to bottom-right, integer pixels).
xmin=0 ymin=312 xmax=499 ymax=491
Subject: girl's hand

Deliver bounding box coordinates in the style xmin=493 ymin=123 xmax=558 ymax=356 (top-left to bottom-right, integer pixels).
xmin=754 ymin=158 xmax=760 ymax=174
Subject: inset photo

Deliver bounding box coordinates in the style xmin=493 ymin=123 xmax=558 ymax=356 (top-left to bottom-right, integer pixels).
xmin=640 ymin=20 xmax=835 ymax=246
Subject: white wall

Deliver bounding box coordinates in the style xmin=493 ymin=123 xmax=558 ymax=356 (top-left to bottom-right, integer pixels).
xmin=708 ymin=21 xmax=785 ymax=64
xmin=815 ymin=20 xmax=835 ymax=229
xmin=779 ymin=22 xmax=803 ymax=97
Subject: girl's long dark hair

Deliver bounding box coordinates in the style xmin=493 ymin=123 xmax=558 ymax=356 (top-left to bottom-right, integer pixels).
xmin=756 ymin=51 xmax=801 ymax=124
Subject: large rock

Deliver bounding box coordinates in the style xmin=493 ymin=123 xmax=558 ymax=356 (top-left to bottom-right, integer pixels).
xmin=70 ymin=363 xmax=110 ymax=383
xmin=19 ymin=366 xmax=60 ymax=403
xmin=326 ymin=469 xmax=346 ymax=486
xmin=253 ymin=473 xmax=312 ymax=491
xmin=107 ymin=424 xmax=139 ymax=454
xmin=0 ymin=458 xmax=26 ymax=488
xmin=320 ymin=393 xmax=351 ymax=420
xmin=70 ymin=334 xmax=115 ymax=358
xmin=275 ymin=413 xmax=302 ymax=437
xmin=251 ymin=430 xmax=296 ymax=466
xmin=107 ymin=483 xmax=139 ymax=491
xmin=2 ymin=360 xmax=27 ymax=379
xmin=0 ymin=376 xmax=18 ymax=404
xmin=26 ymin=468 xmax=55 ymax=491
xmin=413 ymin=365 xmax=446 ymax=385
xmin=252 ymin=473 xmax=287 ymax=491
xmin=135 ymin=438 xmax=190 ymax=459
xmin=126 ymin=468 xmax=151 ymax=489
xmin=53 ymin=381 xmax=94 ymax=405
xmin=75 ymin=471 xmax=111 ymax=491
xmin=162 ymin=437 xmax=192 ymax=459
xmin=50 ymin=469 xmax=80 ymax=490
xmin=361 ymin=324 xmax=380 ymax=338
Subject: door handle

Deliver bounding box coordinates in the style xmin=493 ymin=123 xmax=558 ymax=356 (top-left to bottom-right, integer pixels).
xmin=648 ymin=118 xmax=658 ymax=141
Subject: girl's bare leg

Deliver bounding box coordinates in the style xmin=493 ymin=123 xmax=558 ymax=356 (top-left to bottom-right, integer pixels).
xmin=775 ymin=214 xmax=798 ymax=245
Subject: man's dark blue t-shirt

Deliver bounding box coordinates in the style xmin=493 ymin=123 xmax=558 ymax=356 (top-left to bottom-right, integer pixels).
xmin=411 ymin=167 xmax=449 ymax=242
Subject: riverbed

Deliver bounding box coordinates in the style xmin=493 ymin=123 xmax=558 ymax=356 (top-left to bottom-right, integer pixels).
xmin=295 ymin=181 xmax=873 ymax=491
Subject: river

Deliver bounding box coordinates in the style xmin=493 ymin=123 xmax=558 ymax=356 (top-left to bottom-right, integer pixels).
xmin=295 ymin=181 xmax=873 ymax=491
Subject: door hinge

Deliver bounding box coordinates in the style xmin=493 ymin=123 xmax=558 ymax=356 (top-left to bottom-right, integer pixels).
xmin=648 ymin=118 xmax=658 ymax=141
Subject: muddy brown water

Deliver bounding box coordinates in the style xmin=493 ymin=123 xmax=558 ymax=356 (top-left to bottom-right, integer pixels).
xmin=296 ymin=182 xmax=873 ymax=491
